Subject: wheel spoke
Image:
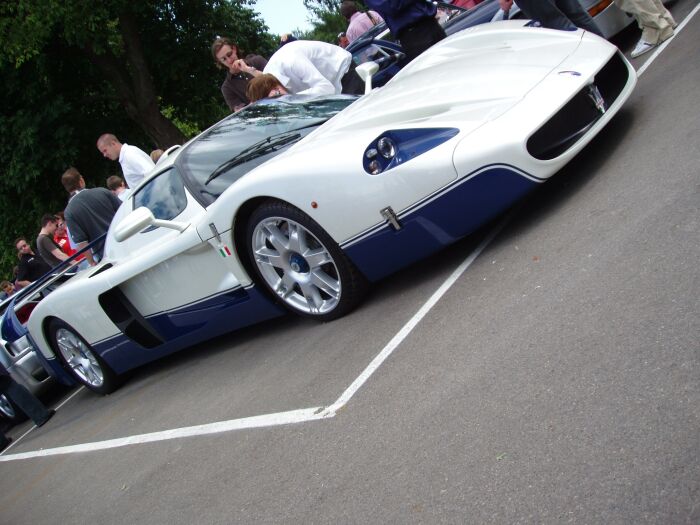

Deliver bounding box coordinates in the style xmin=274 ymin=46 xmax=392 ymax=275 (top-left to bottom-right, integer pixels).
xmin=255 ymin=246 xmax=285 ymax=269
xmin=288 ymin=222 xmax=309 ymax=254
xmin=299 ymin=281 xmax=324 ymax=312
xmin=262 ymin=223 xmax=290 ymax=253
xmin=310 ymin=269 xmax=340 ymax=299
xmin=304 ymin=247 xmax=332 ymax=269
xmin=274 ymin=272 xmax=298 ymax=298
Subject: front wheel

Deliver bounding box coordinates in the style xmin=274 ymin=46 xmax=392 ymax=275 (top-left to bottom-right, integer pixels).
xmin=48 ymin=320 xmax=121 ymax=395
xmin=247 ymin=200 xmax=367 ymax=321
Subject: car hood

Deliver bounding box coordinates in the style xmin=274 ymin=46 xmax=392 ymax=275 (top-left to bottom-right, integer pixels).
xmin=294 ymin=22 xmax=585 ymax=149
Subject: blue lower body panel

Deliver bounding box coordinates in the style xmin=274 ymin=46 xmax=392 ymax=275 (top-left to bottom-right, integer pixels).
xmin=343 ymin=166 xmax=541 ymax=281
xmin=94 ymin=286 xmax=284 ymax=375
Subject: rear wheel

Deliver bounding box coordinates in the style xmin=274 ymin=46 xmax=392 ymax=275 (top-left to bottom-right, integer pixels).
xmin=48 ymin=320 xmax=121 ymax=395
xmin=0 ymin=393 xmax=27 ymax=423
xmin=246 ymin=200 xmax=367 ymax=321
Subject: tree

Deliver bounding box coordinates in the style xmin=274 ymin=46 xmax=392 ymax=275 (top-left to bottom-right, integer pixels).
xmin=301 ymin=0 xmax=371 ymax=44
xmin=0 ymin=0 xmax=276 ymax=148
xmin=0 ymin=0 xmax=277 ymax=275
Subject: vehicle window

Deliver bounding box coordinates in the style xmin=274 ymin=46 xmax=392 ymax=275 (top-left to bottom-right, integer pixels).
xmin=179 ymin=96 xmax=356 ymax=205
xmin=353 ymin=43 xmax=391 ymax=66
xmin=132 ymin=167 xmax=188 ymax=220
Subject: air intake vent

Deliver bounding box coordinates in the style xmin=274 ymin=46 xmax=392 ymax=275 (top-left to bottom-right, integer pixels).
xmin=527 ymin=52 xmax=630 ymax=160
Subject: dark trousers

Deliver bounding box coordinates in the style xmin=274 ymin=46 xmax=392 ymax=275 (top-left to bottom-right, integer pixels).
xmin=341 ymin=60 xmax=366 ymax=95
xmin=0 ymin=375 xmax=51 ymax=429
xmin=516 ymin=0 xmax=604 ymax=37
xmin=397 ymin=15 xmax=447 ymax=62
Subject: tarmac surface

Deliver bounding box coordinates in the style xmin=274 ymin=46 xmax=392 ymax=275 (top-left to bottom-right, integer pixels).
xmin=1 ymin=3 xmax=698 ymax=523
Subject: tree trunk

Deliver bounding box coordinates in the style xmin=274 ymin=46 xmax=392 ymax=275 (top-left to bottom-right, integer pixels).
xmin=83 ymin=10 xmax=186 ymax=149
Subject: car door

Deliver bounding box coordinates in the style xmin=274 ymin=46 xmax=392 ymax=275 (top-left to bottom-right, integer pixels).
xmin=109 ymin=166 xmax=241 ymax=330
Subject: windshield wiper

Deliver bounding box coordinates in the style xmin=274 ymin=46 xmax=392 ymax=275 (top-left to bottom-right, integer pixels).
xmin=205 ymin=131 xmax=301 ymax=185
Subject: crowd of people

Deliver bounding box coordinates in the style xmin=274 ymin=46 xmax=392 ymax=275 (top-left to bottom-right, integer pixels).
xmin=2 ymin=135 xmax=158 ymax=300
xmin=219 ymin=0 xmax=677 ymax=107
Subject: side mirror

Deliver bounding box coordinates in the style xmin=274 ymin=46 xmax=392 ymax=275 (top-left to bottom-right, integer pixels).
xmin=114 ymin=207 xmax=188 ymax=242
xmin=356 ymin=61 xmax=380 ymax=94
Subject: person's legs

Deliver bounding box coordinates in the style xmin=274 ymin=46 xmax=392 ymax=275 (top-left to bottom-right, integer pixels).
xmin=556 ymin=0 xmax=604 ymax=37
xmin=0 ymin=376 xmax=53 ymax=426
xmin=616 ymin=0 xmax=674 ymax=43
xmin=516 ymin=0 xmax=577 ymax=31
xmin=0 ymin=430 xmax=10 ymax=451
xmin=517 ymin=0 xmax=603 ymax=37
xmin=397 ymin=16 xmax=447 ymax=62
xmin=341 ymin=60 xmax=366 ymax=95
xmin=615 ymin=0 xmax=674 ymax=57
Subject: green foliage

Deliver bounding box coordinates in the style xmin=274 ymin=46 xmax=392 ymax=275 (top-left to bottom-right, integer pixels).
xmin=0 ymin=0 xmax=279 ymax=278
xmin=300 ymin=0 xmax=372 ymax=44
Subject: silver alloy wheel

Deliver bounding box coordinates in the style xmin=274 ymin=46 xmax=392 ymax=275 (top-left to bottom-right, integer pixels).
xmin=55 ymin=328 xmax=105 ymax=388
xmin=0 ymin=394 xmax=15 ymax=419
xmin=252 ymin=216 xmax=341 ymax=315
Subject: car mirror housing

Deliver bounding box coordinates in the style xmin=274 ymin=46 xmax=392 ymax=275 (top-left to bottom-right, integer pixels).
xmin=356 ymin=61 xmax=380 ymax=94
xmin=114 ymin=207 xmax=188 ymax=242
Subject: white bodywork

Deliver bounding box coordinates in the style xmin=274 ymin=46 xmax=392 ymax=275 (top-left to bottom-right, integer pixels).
xmin=27 ymin=22 xmax=636 ymax=368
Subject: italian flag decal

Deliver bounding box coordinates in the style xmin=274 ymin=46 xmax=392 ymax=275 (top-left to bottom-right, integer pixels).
xmin=219 ymin=245 xmax=232 ymax=258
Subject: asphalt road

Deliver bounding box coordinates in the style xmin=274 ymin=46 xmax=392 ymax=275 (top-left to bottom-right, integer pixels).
xmin=1 ymin=4 xmax=698 ymax=523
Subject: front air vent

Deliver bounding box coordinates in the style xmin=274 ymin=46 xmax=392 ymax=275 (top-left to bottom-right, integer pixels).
xmin=527 ymin=52 xmax=630 ymax=160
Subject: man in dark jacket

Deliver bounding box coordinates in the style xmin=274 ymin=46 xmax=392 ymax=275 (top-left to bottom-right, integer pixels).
xmin=61 ymin=167 xmax=122 ymax=266
xmin=365 ymin=0 xmax=446 ymax=61
xmin=14 ymin=237 xmax=51 ymax=288
xmin=211 ymin=37 xmax=268 ymax=112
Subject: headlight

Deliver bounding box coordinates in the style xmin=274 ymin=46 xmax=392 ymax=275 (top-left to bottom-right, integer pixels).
xmin=362 ymin=128 xmax=459 ymax=175
xmin=377 ymin=137 xmax=396 ymax=159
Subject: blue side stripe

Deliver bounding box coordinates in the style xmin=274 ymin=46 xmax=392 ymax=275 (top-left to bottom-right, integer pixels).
xmin=343 ymin=165 xmax=541 ymax=281
xmin=342 ymin=163 xmax=544 ymax=248
xmin=93 ymin=286 xmax=283 ymax=374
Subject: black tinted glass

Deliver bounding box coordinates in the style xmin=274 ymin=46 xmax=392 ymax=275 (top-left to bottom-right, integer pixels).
xmin=179 ymin=95 xmax=356 ymax=205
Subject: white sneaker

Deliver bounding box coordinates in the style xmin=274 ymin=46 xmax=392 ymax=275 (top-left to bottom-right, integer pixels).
xmin=631 ymin=39 xmax=656 ymax=58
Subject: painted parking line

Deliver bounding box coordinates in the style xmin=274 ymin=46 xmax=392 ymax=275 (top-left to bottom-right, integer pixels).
xmin=2 ymin=6 xmax=697 ymax=463
xmin=0 ymin=213 xmax=509 ymax=463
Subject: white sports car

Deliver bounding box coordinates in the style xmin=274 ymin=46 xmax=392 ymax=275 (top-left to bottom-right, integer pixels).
xmin=28 ymin=22 xmax=636 ymax=393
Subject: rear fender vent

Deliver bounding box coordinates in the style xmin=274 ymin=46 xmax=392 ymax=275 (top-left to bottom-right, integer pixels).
xmin=99 ymin=288 xmax=164 ymax=348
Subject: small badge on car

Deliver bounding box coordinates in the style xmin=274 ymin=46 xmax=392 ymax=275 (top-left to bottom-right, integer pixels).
xmin=586 ymin=84 xmax=607 ymax=114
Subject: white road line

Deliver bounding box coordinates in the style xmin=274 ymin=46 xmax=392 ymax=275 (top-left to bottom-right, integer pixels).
xmin=0 ymin=407 xmax=326 ymax=461
xmin=637 ymin=1 xmax=699 ymax=78
xmin=322 ymin=212 xmax=512 ymax=417
xmin=0 ymin=214 xmax=510 ymax=463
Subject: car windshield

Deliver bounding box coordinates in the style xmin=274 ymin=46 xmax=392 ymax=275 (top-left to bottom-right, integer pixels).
xmin=178 ymin=95 xmax=357 ymax=205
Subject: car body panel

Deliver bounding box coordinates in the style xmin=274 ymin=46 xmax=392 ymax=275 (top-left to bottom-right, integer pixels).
xmin=25 ymin=22 xmax=636 ymax=384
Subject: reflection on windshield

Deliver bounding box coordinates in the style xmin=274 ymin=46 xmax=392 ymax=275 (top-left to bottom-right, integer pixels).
xmin=178 ymin=95 xmax=356 ymax=206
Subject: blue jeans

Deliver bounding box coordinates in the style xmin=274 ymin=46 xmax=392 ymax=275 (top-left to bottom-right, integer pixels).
xmin=516 ymin=0 xmax=604 ymax=37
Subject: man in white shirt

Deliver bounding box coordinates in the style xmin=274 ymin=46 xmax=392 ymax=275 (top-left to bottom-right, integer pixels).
xmin=236 ymin=40 xmax=364 ymax=96
xmin=96 ymin=133 xmax=155 ymax=189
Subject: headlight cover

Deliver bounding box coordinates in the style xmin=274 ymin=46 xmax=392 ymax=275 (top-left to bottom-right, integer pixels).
xmin=363 ymin=128 xmax=458 ymax=175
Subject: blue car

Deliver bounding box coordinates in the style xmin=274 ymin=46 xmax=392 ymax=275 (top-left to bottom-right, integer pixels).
xmin=347 ymin=1 xmax=500 ymax=87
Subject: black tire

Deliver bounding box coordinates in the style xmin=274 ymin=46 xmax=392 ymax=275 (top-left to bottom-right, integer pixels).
xmin=246 ymin=200 xmax=367 ymax=321
xmin=0 ymin=393 xmax=28 ymax=423
xmin=47 ymin=319 xmax=121 ymax=395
